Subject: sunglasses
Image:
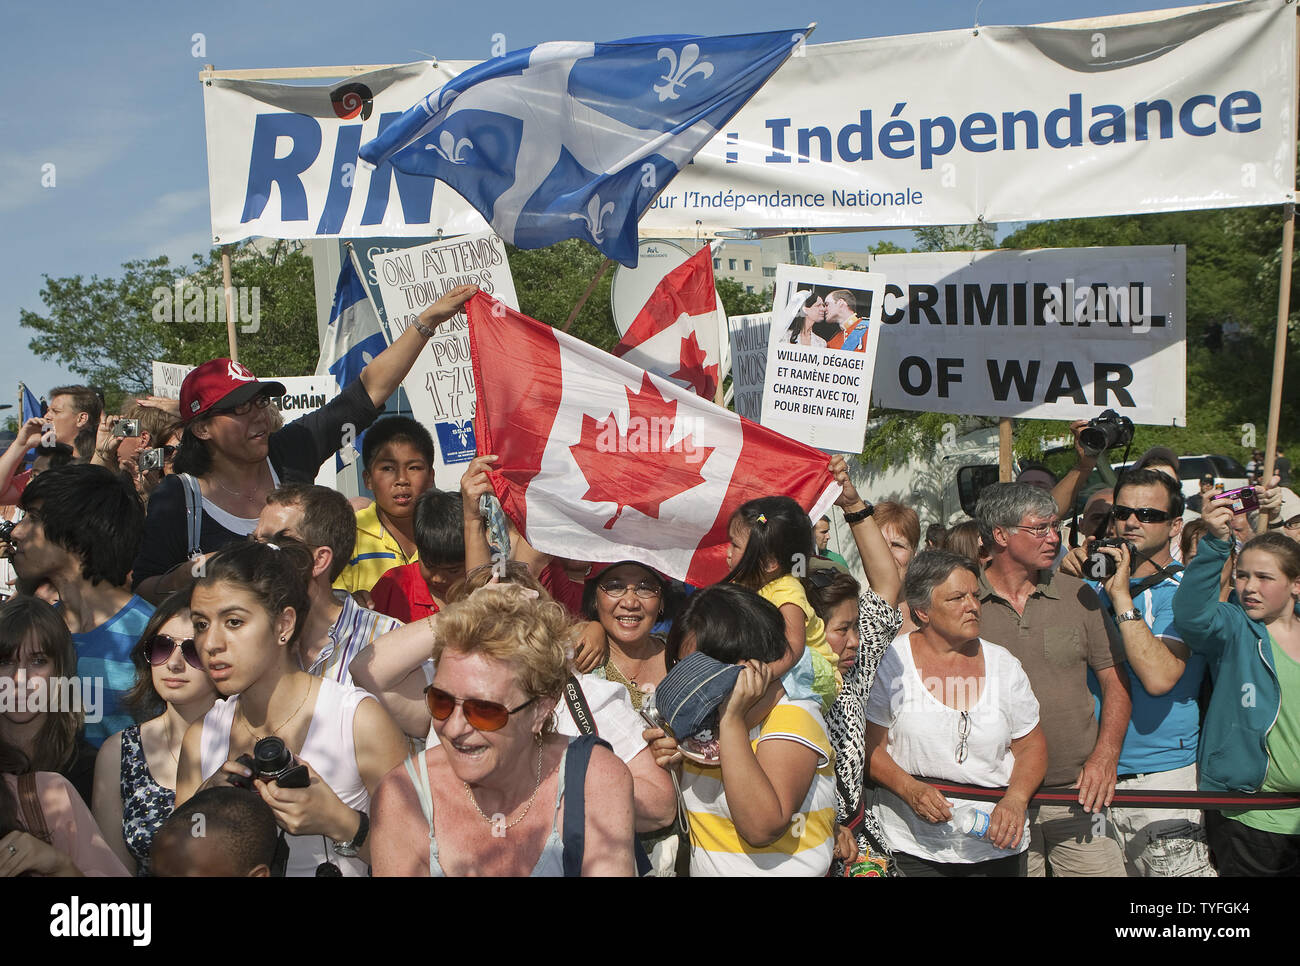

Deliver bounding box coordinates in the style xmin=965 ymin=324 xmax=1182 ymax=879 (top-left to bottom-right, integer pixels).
xmin=162 ymin=444 xmax=179 ymax=460
xmin=1111 ymin=504 xmax=1174 ymax=524
xmin=424 ymin=685 xmax=536 ymax=732
xmin=143 ymin=634 xmax=203 ymax=670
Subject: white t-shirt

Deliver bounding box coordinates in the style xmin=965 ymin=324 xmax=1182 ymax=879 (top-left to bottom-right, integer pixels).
xmin=865 ymin=633 xmax=1039 ymax=864
xmin=421 ymin=662 xmax=648 ymax=764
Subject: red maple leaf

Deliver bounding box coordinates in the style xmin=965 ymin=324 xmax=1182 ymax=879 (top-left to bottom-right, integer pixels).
xmin=669 ymin=331 xmax=720 ymax=400
xmin=569 ymin=374 xmax=716 ymax=529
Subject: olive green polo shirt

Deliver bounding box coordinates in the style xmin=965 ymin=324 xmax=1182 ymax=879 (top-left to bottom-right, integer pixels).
xmin=977 ymin=568 xmax=1126 ymax=786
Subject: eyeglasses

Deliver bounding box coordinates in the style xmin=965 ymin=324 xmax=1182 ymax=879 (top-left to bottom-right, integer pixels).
xmin=1009 ymin=521 xmax=1062 ymax=539
xmin=598 ymin=581 xmax=662 ymax=600
xmin=956 ymin=711 xmax=970 ymax=764
xmin=1284 ymin=516 xmax=1300 ymax=530
xmin=215 ymin=394 xmax=271 ymax=418
xmin=1111 ymin=504 xmax=1174 ymax=524
xmin=143 ymin=634 xmax=202 ymax=670
xmin=424 ymin=685 xmax=536 ymax=732
xmin=162 ymin=444 xmax=179 ymax=461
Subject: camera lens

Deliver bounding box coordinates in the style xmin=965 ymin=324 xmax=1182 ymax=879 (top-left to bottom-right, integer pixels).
xmin=253 ymin=736 xmax=293 ymax=777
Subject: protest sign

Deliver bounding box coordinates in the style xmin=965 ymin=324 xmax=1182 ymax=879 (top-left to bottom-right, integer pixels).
xmin=201 ymin=4 xmax=1294 ymax=240
xmin=758 ymin=266 xmax=885 ymax=453
xmin=371 ymin=230 xmax=519 ymax=487
xmin=726 ymin=313 xmax=772 ymax=421
xmin=868 ymin=247 xmax=1186 ymax=425
xmin=151 ymin=361 xmax=193 ymax=401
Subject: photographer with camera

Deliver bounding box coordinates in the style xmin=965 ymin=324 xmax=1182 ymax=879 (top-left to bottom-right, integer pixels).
xmin=1059 ymin=468 xmax=1214 ymax=877
xmin=975 ymin=483 xmax=1130 ymax=877
xmin=175 ymin=539 xmax=408 ymax=876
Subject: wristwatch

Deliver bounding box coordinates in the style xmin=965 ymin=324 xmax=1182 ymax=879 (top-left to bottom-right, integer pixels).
xmin=333 ymin=809 xmax=369 ymax=857
xmin=1115 ymin=608 xmax=1144 ymax=624
xmin=411 ymin=317 xmax=437 ymax=339
xmin=842 ymin=502 xmax=875 ymax=524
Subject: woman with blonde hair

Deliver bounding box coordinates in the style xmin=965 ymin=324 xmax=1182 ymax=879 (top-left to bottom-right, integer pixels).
xmin=370 ymin=585 xmax=636 ymax=876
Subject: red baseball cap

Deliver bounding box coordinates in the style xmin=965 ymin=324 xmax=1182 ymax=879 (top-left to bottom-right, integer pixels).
xmin=180 ymin=358 xmax=286 ymax=423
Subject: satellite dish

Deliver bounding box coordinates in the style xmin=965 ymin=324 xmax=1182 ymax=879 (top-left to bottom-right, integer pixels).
xmin=610 ymin=238 xmax=696 ymax=337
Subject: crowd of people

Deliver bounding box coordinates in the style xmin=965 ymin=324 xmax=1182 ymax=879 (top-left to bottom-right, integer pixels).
xmin=1 ymin=283 xmax=1299 ymax=877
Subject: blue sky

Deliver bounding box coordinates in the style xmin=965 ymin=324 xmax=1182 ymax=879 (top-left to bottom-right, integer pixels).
xmin=0 ymin=0 xmax=1185 ymax=411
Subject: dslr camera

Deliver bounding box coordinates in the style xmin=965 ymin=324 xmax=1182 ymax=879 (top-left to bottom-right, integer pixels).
xmin=1085 ymin=538 xmax=1134 ymax=581
xmin=228 ymin=736 xmax=310 ymax=789
xmin=0 ymin=519 xmax=13 ymax=543
xmin=1078 ymin=409 xmax=1135 ymax=458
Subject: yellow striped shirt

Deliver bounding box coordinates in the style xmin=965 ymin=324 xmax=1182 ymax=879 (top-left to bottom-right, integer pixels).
xmin=681 ymin=697 xmax=837 ymax=876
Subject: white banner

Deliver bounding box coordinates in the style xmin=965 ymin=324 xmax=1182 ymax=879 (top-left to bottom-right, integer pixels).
xmin=203 ymin=62 xmax=487 ymax=244
xmin=867 ymin=247 xmax=1187 ymax=425
xmin=371 ymin=230 xmax=518 ymax=488
xmin=759 ymin=266 xmax=886 ymax=453
xmin=151 ymin=364 xmax=339 ymax=487
xmin=201 ymin=3 xmax=1294 ymax=242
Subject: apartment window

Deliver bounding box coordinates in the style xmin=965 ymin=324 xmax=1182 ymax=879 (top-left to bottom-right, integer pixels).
xmin=762 ymin=267 xmax=776 ymax=277
xmin=728 ymin=259 xmax=737 ymax=270
xmin=746 ymin=285 xmax=754 ymax=293
xmin=744 ymin=259 xmax=753 ymax=271
xmin=713 ymin=258 xmax=721 ymax=270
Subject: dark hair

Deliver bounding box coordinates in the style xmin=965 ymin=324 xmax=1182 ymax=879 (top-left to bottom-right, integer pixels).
xmin=1115 ymin=467 xmax=1186 ymax=517
xmin=803 ymin=569 xmax=860 ymax=623
xmin=124 ymin=588 xmax=194 ymax=721
xmin=172 ymin=425 xmax=212 ymax=476
xmin=1180 ymin=518 xmax=1209 ymax=563
xmin=362 ymin=416 xmax=436 ymax=470
xmin=413 ymin=489 xmax=465 ymax=565
xmin=156 ymin=786 xmax=279 ymax=875
xmin=0 ymin=596 xmax=81 ymax=774
xmin=19 ymin=464 xmax=144 ymax=587
xmin=196 ymin=538 xmax=313 ymax=648
xmin=32 ymin=442 xmax=74 ymax=473
xmin=1240 ymin=532 xmax=1300 ymax=582
xmin=265 ymin=484 xmax=358 ymax=582
xmin=668 ymin=584 xmax=787 ymax=665
xmin=49 ymin=385 xmax=103 ymax=462
xmin=725 ymin=496 xmax=814 ymax=590
xmin=903 ymin=550 xmax=981 ymax=626
xmin=925 ymin=522 xmax=948 ymax=548
xmin=944 ymin=519 xmax=984 ymax=565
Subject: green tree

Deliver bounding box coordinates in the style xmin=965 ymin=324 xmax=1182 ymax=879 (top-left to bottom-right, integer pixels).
xmin=715 ymin=276 xmax=773 ymax=316
xmin=913 ymin=221 xmax=998 ymax=252
xmin=505 ymin=239 xmax=619 ymax=350
xmin=21 ymin=241 xmax=319 ymax=396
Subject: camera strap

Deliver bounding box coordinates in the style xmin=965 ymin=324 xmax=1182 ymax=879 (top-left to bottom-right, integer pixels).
xmin=180 ymin=473 xmax=203 ymax=559
xmin=562 ymin=675 xmax=599 ymax=737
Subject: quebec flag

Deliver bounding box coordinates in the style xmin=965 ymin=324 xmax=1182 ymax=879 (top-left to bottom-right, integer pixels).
xmin=20 ymin=385 xmax=41 ymax=424
xmin=359 ymin=29 xmax=811 ymax=267
xmin=317 ymin=251 xmax=389 ymax=469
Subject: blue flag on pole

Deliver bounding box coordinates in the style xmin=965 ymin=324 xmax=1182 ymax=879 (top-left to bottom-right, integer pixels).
xmin=359 ymin=28 xmax=811 ymax=267
xmin=317 ymin=252 xmax=390 ymax=470
xmin=20 ymin=385 xmax=41 ymax=424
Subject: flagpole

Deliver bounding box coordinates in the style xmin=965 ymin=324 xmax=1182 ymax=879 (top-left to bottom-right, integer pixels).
xmin=345 ymin=242 xmax=394 ymax=343
xmin=222 ymin=245 xmax=239 ymax=362
xmin=562 ymin=258 xmax=613 ymax=333
xmin=999 ymin=418 xmax=1014 ymax=482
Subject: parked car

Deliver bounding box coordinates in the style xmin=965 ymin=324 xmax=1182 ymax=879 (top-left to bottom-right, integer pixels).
xmin=1114 ymin=453 xmax=1250 ymax=501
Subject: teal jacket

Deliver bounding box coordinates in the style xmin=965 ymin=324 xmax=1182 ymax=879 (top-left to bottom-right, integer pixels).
xmin=1171 ymin=536 xmax=1280 ymax=793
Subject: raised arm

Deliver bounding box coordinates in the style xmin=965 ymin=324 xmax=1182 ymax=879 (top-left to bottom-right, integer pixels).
xmin=829 ymin=455 xmax=900 ymax=606
xmin=359 ymin=285 xmax=478 ymax=408
xmin=349 ymin=620 xmax=436 ymax=739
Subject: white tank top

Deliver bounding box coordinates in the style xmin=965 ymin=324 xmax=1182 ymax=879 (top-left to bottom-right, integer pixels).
xmin=199 ymin=678 xmax=372 ymax=876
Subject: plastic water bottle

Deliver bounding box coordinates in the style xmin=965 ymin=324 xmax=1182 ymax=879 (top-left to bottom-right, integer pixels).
xmin=952 ymin=805 xmax=991 ymax=839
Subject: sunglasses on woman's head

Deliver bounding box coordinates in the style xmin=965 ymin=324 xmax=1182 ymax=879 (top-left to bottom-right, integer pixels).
xmin=424 ymin=685 xmax=536 ymax=732
xmin=144 ymin=634 xmax=203 ymax=670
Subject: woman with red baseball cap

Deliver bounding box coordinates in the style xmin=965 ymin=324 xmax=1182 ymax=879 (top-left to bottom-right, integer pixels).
xmin=131 ymin=285 xmax=477 ymax=604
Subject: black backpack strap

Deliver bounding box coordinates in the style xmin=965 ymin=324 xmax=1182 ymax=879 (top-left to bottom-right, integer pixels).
xmin=561 ymin=733 xmax=611 ymax=877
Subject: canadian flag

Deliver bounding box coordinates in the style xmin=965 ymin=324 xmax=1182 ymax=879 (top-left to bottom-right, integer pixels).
xmin=468 ymin=292 xmax=839 ymax=586
xmin=612 ymin=246 xmax=721 ymax=400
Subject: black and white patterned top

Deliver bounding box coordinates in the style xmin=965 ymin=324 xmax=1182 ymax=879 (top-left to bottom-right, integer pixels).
xmin=827 ymin=588 xmax=903 ymax=876
xmin=120 ymin=725 xmax=175 ymax=876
